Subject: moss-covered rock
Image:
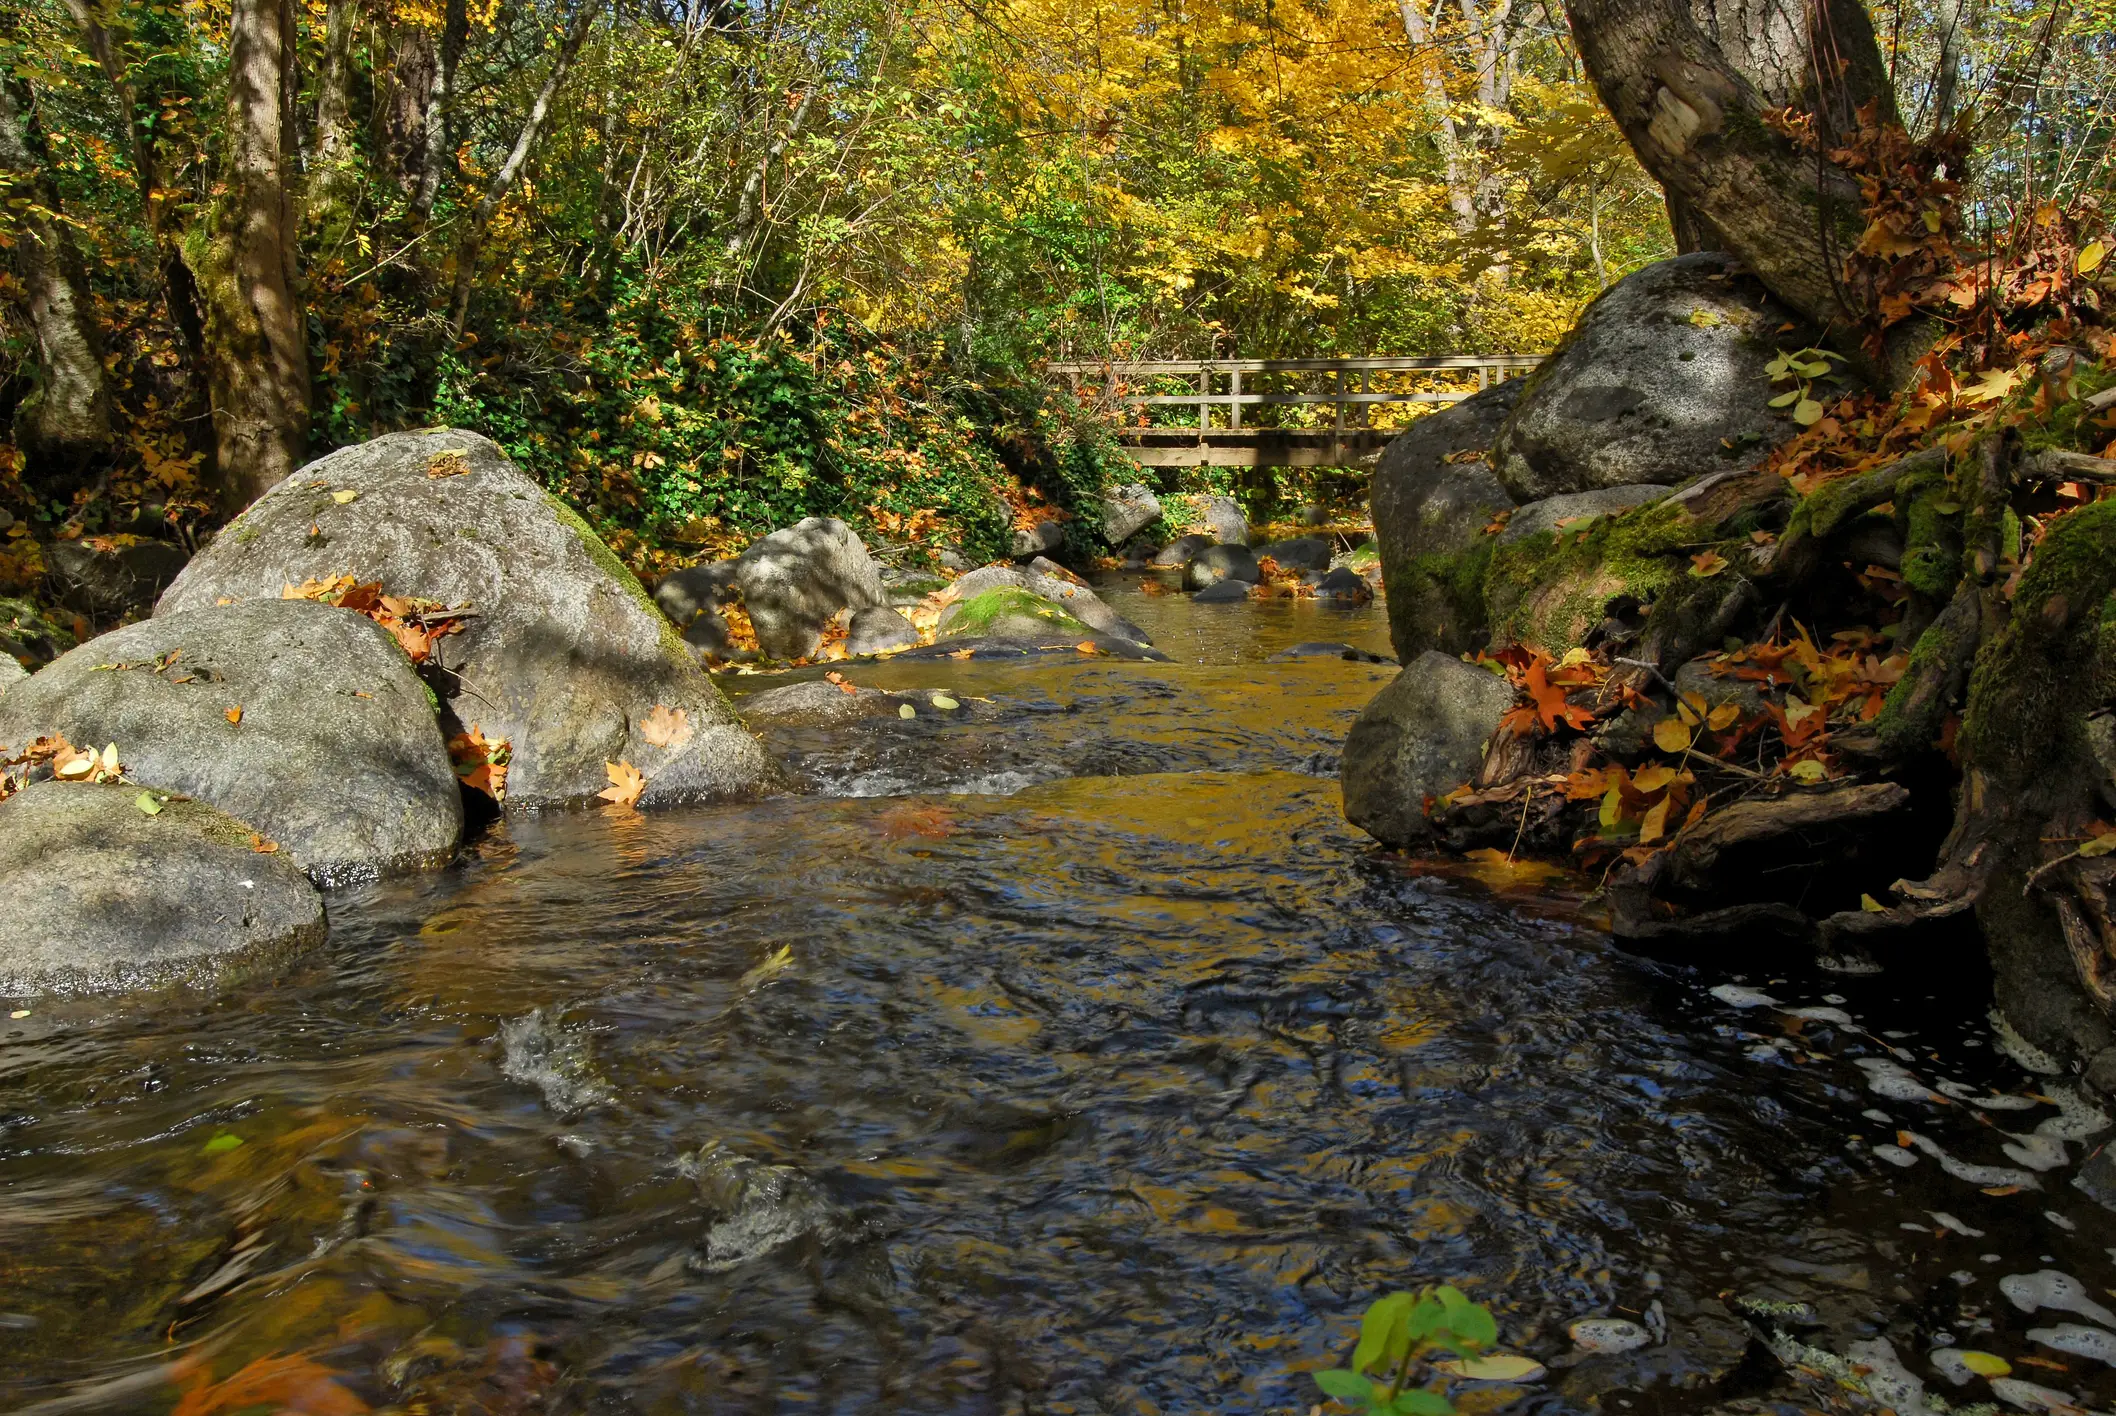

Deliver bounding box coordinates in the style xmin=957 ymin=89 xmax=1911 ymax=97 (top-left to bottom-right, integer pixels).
xmin=1484 ymin=499 xmax=1712 ymax=655
xmin=1371 ymin=381 xmax=1518 ymax=661
xmin=937 ymin=586 xmax=1095 ymax=641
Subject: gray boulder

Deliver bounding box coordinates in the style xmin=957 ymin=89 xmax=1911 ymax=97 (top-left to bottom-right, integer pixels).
xmin=1496 ymin=485 xmax=1669 ymax=544
xmin=1168 ymin=493 xmax=1248 ymax=546
xmin=1312 ymin=567 xmax=1373 ymax=605
xmin=1010 ymin=519 xmax=1066 ymax=560
xmin=1184 ymin=544 xmax=1260 ymax=590
xmin=1191 ymin=579 xmax=1251 ymax=603
xmin=846 ymin=607 xmax=920 ymax=655
xmin=45 ymin=537 xmax=190 ymax=618
xmin=0 ymin=781 xmax=325 ymax=997
xmin=734 ymin=518 xmax=888 ymax=660
xmin=1372 ymin=381 xmax=1520 ymax=663
xmin=1151 ymin=533 xmax=1216 ymax=568
xmin=1103 ymin=484 xmax=1162 ymax=545
xmin=0 ymin=653 xmax=23 ymax=695
xmin=0 ymin=599 xmax=461 ymax=883
xmin=1256 ymin=536 xmax=1333 ymax=572
xmin=1490 ymin=252 xmax=1815 ymax=502
xmin=1341 ymin=652 xmax=1515 ymax=847
xmin=654 ymin=561 xmax=740 ymax=660
xmin=155 ymin=429 xmax=776 ymax=811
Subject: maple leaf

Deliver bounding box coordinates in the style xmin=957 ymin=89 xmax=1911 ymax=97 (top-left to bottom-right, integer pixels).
xmin=1689 ymin=550 xmax=1729 ymax=578
xmin=448 ymin=725 xmax=511 ymax=802
xmin=599 ymin=759 xmax=646 ymax=808
xmin=1522 ymin=657 xmax=1596 ymax=733
xmin=639 ymin=703 xmax=692 ymax=749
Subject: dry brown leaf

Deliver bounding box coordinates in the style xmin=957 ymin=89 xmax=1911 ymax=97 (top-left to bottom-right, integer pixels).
xmin=639 ymin=703 xmax=692 ymax=749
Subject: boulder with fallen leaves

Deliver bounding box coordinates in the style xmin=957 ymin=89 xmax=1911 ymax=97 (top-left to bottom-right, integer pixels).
xmin=157 ymin=429 xmax=778 ymax=809
xmin=0 ymin=598 xmax=462 ymax=883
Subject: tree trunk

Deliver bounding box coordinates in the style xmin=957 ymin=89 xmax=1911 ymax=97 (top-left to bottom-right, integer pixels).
xmin=448 ymin=2 xmax=599 ymax=335
xmin=59 ymin=0 xmax=209 ymax=367
xmin=191 ymin=0 xmax=310 ymax=511
xmin=310 ymin=0 xmax=361 ymax=246
xmin=411 ymin=0 xmax=467 ymax=222
xmin=0 ymin=73 xmax=114 ymax=474
xmin=1561 ymin=0 xmax=1898 ymax=341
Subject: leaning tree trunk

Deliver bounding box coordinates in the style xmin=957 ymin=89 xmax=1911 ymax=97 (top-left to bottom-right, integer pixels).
xmin=190 ymin=0 xmax=310 ymax=511
xmin=1563 ymin=0 xmax=1898 ymax=343
xmin=0 ymin=73 xmax=114 ymax=475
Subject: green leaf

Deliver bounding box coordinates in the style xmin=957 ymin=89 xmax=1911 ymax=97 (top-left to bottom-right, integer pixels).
xmin=1355 ymin=1293 xmax=1415 ymax=1373
xmin=1405 ymin=1294 xmax=1450 ymax=1342
xmin=1792 ymin=398 xmax=1825 ymax=426
xmin=134 ymin=791 xmax=163 ymax=816
xmin=1768 ymin=390 xmax=1801 ymax=408
xmin=1797 ymin=360 xmax=1831 ymax=378
xmin=1390 ymin=1389 xmax=1456 ymax=1416
xmin=1445 ymin=1303 xmax=1498 ymax=1352
xmin=1316 ymin=1369 xmax=1377 ymax=1403
xmin=898 ymin=704 xmax=916 ymax=719
xmin=202 ymin=1133 xmax=244 ymax=1155
xmin=930 ymin=693 xmax=960 ymax=710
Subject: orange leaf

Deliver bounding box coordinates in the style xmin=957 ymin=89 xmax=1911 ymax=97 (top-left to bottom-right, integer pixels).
xmin=1524 ymin=657 xmax=1596 ymax=733
xmin=249 ymin=834 xmax=279 ymax=854
xmin=173 ymin=1352 xmax=368 ymax=1416
xmin=225 ymin=706 xmax=242 ymax=725
xmin=1076 ymin=641 xmax=1102 ymax=655
xmin=598 ymin=759 xmax=646 ymax=809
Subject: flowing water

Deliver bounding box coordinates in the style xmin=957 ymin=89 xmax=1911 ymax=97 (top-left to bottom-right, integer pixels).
xmin=4 ymin=580 xmax=2115 ymax=1415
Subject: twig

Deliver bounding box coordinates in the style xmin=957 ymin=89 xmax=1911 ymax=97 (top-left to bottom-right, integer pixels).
xmin=1613 ymin=656 xmax=1678 ymax=696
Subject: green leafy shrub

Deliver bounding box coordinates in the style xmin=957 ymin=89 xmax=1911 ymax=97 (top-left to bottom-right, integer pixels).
xmin=1315 ymin=1286 xmax=1499 ymax=1416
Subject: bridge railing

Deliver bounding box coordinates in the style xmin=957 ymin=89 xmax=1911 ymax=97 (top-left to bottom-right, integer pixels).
xmin=1044 ymin=355 xmax=1545 ymax=437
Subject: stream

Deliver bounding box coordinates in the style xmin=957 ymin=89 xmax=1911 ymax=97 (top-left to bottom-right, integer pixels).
xmin=3 ymin=579 xmax=2114 ymax=1415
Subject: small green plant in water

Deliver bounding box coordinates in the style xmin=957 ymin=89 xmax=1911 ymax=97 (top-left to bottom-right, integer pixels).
xmin=1315 ymin=1286 xmax=1497 ymax=1415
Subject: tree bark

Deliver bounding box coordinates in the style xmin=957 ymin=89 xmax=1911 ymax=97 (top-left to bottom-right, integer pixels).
xmin=0 ymin=73 xmax=114 ymax=473
xmin=1562 ymin=0 xmax=1898 ymax=341
xmin=310 ymin=0 xmax=362 ymax=245
xmin=59 ymin=0 xmax=209 ymax=366
xmin=411 ymin=0 xmax=467 ymax=222
xmin=191 ymin=0 xmax=310 ymax=511
xmin=448 ymin=2 xmax=599 ymax=335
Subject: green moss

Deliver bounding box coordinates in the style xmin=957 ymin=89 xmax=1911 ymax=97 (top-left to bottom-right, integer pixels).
xmin=1484 ymin=500 xmax=1698 ymax=654
xmin=1900 ymin=480 xmax=1964 ymax=598
xmin=939 ymin=586 xmax=1093 ymax=639
xmin=2021 ymin=365 xmax=2116 ymax=454
xmin=1398 ymin=540 xmax=1493 ymax=655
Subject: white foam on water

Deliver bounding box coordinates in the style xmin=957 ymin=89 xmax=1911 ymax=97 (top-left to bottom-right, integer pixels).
xmin=1994 ymin=1012 xmax=2067 ymax=1075
xmin=1847 ymin=1338 xmax=1939 ymax=1416
xmin=1874 ymin=1145 xmax=1919 ymax=1168
xmin=1857 ymin=1057 xmax=1945 ymax=1103
xmin=1787 ymin=1006 xmax=1856 ymax=1025
xmin=1568 ymin=1319 xmax=1650 ymax=1354
xmin=2038 ymin=1085 xmax=2111 ymax=1141
xmin=1712 ymin=985 xmax=1780 ymax=1009
xmin=499 ymin=1008 xmax=613 ymax=1117
xmin=1929 ymin=1349 xmax=1976 ymax=1386
xmin=1932 ymin=1212 xmax=1986 ymax=1237
xmin=2005 ymin=1132 xmax=2073 ymax=1172
xmin=2003 ymin=1271 xmax=2116 ymax=1329
xmin=1991 ymin=1377 xmax=2098 ymax=1414
xmin=1901 ymin=1132 xmax=2042 ymax=1190
xmin=2031 ymin=1325 xmax=2116 ymax=1366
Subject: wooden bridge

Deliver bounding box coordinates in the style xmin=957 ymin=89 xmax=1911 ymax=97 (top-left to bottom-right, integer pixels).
xmin=1046 ymin=355 xmax=1544 ymax=468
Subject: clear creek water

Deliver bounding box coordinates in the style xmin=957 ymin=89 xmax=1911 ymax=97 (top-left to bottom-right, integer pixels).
xmin=3 ymin=579 xmax=2114 ymax=1415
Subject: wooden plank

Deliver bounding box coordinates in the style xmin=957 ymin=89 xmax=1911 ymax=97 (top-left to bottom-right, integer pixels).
xmin=1047 ymin=354 xmax=1545 ymax=375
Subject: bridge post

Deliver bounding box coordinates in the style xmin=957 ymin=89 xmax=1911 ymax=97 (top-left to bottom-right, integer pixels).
xmin=1230 ymin=366 xmax=1241 ymax=431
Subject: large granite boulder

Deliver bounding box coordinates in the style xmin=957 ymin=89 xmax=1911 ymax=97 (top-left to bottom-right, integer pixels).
xmin=1103 ymin=484 xmax=1163 ymax=545
xmin=653 ymin=560 xmax=740 ymax=658
xmin=1372 ymin=381 xmax=1520 ymax=663
xmin=0 ymin=600 xmax=461 ymax=883
xmin=733 ymin=518 xmax=888 ymax=660
xmin=846 ymin=607 xmax=920 ymax=655
xmin=0 ymin=653 xmax=23 ymax=695
xmin=156 ymin=429 xmax=776 ymax=811
xmin=0 ymin=781 xmax=325 ymax=997
xmin=1167 ymin=493 xmax=1248 ymax=546
xmin=1490 ymin=253 xmax=1815 ymax=502
xmin=1341 ymin=652 xmax=1515 ymax=847
xmin=937 ymin=587 xmax=1095 ymax=642
xmin=1495 ymin=485 xmax=1668 ymax=545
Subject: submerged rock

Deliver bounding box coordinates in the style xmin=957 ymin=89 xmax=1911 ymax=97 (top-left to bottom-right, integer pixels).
xmin=1191 ymin=579 xmax=1252 ymax=603
xmin=1268 ymin=642 xmax=1393 ymax=663
xmin=156 ymin=429 xmax=775 ymax=811
xmin=0 ymin=599 xmax=461 ymax=883
xmin=1490 ymin=252 xmax=1814 ymax=501
xmin=733 ymin=518 xmax=889 ymax=660
xmin=1184 ymin=544 xmax=1260 ymax=590
xmin=1311 ymin=567 xmax=1373 ymax=605
xmin=684 ymin=1141 xmax=873 ymax=1273
xmin=0 ymin=781 xmax=324 ymax=996
xmin=1371 ymin=380 xmax=1519 ymax=662
xmin=1341 ymin=652 xmax=1514 ymax=846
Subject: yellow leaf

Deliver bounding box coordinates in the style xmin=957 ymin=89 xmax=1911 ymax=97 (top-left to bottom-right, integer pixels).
xmin=1653 ymin=717 xmax=1693 ymax=754
xmin=1960 ymin=367 xmax=2021 ymax=405
xmin=597 ymin=759 xmax=645 ymax=808
xmin=1688 ymin=308 xmax=1723 ymax=328
xmin=1861 ymin=893 xmax=1886 ymax=912
xmin=1706 ymin=702 xmax=1742 ymax=730
xmin=332 ymin=489 xmax=359 ymax=504
xmin=2080 ymin=833 xmax=2116 ymax=858
xmin=1633 ymin=764 xmax=1677 ymax=792
xmin=1639 ymin=796 xmax=1672 ymax=844
xmin=2081 ymin=240 xmax=2108 ymax=275
xmin=898 ymin=703 xmax=917 ymax=719
xmin=1557 ymin=646 xmax=1592 ymax=667
xmin=1961 ymin=1351 xmax=2012 ymax=1377
xmin=1790 ymin=759 xmax=1828 ymax=784
xmin=1437 ymin=1354 xmax=1546 ymax=1382
xmin=226 ymin=705 xmax=242 ymax=725
xmin=1793 ymin=398 xmax=1825 ymax=426
xmin=1689 ymin=550 xmax=1728 ymax=578
xmin=1599 ymin=783 xmax=1624 ymax=829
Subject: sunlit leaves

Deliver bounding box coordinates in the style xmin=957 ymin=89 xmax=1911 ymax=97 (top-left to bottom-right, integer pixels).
xmin=597 ymin=759 xmax=645 ymax=808
xmin=1320 ymin=1285 xmax=1512 ymax=1414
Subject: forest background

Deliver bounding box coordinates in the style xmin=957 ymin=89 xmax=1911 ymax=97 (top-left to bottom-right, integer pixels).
xmin=1 ymin=0 xmax=2111 ymax=584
